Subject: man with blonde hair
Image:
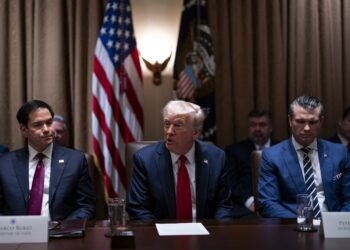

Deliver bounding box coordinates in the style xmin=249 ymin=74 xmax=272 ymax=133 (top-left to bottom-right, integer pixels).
xmin=128 ymin=100 xmax=232 ymax=220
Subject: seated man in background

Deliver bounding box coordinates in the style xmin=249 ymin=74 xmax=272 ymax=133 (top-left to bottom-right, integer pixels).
xmin=225 ymin=109 xmax=278 ymax=217
xmin=128 ymin=100 xmax=233 ymax=220
xmin=52 ymin=114 xmax=69 ymax=146
xmin=259 ymin=95 xmax=350 ymax=218
xmin=0 ymin=144 xmax=9 ymax=154
xmin=0 ymin=100 xmax=95 ymax=220
xmin=328 ymin=106 xmax=350 ymax=153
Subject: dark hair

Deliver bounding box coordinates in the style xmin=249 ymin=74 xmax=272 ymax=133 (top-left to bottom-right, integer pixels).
xmin=248 ymin=109 xmax=272 ymax=123
xmin=288 ymin=95 xmax=324 ymax=116
xmin=342 ymin=106 xmax=350 ymax=120
xmin=16 ymin=100 xmax=54 ymax=126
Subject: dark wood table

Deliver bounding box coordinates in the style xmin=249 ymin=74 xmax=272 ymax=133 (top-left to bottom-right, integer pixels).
xmin=1 ymin=218 xmax=349 ymax=250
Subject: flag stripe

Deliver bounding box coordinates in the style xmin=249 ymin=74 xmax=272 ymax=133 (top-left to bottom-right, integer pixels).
xmin=92 ymin=0 xmax=143 ymax=197
xmin=93 ymin=96 xmax=127 ymax=187
xmin=93 ymin=137 xmax=118 ymax=197
xmin=94 ymin=55 xmax=136 ymax=143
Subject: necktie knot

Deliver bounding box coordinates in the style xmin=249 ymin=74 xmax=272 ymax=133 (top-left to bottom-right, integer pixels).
xmin=36 ymin=153 xmax=45 ymax=161
xmin=179 ymin=155 xmax=187 ymax=166
xmin=301 ymin=147 xmax=311 ymax=155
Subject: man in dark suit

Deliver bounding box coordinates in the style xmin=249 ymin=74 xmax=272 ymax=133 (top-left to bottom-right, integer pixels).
xmin=328 ymin=106 xmax=350 ymax=153
xmin=0 ymin=100 xmax=95 ymax=220
xmin=127 ymin=100 xmax=232 ymax=220
xmin=225 ymin=109 xmax=278 ymax=217
xmin=259 ymin=95 xmax=350 ymax=218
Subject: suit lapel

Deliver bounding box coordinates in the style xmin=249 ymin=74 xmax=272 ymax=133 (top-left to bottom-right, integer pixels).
xmin=13 ymin=149 xmax=30 ymax=202
xmin=195 ymin=142 xmax=209 ymax=218
xmin=49 ymin=145 xmax=66 ymax=203
xmin=317 ymin=140 xmax=333 ymax=198
xmin=156 ymin=143 xmax=176 ymax=218
xmin=283 ymin=139 xmax=305 ymax=193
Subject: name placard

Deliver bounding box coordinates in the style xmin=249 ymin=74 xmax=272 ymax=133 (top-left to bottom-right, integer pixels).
xmin=0 ymin=216 xmax=48 ymax=243
xmin=321 ymin=212 xmax=350 ymax=238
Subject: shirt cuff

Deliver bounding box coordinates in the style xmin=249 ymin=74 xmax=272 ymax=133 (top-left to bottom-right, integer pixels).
xmin=245 ymin=196 xmax=254 ymax=209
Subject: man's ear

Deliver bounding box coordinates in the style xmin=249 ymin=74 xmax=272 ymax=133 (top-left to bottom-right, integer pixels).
xmin=19 ymin=124 xmax=28 ymax=138
xmin=193 ymin=128 xmax=201 ymax=140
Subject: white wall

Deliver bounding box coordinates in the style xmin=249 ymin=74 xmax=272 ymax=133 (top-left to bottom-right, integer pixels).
xmin=131 ymin=0 xmax=183 ymax=140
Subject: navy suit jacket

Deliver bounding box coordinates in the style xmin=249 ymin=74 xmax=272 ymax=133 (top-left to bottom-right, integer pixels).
xmin=225 ymin=139 xmax=278 ymax=217
xmin=0 ymin=144 xmax=96 ymax=220
xmin=0 ymin=144 xmax=9 ymax=154
xmin=127 ymin=140 xmax=233 ymax=220
xmin=259 ymin=138 xmax=350 ymax=218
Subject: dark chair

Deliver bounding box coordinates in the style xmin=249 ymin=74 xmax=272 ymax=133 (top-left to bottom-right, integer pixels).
xmin=86 ymin=153 xmax=108 ymax=220
xmin=251 ymin=150 xmax=262 ymax=214
xmin=125 ymin=141 xmax=156 ymax=195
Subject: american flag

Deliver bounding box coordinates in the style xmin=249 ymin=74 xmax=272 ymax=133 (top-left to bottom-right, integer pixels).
xmin=174 ymin=0 xmax=216 ymax=142
xmin=92 ymin=0 xmax=143 ymax=198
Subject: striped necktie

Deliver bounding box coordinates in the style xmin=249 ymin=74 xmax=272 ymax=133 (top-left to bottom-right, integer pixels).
xmin=301 ymin=148 xmax=321 ymax=218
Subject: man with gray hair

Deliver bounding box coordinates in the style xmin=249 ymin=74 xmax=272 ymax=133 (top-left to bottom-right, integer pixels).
xmin=128 ymin=100 xmax=233 ymax=220
xmin=52 ymin=115 xmax=69 ymax=146
xmin=259 ymin=95 xmax=350 ymax=218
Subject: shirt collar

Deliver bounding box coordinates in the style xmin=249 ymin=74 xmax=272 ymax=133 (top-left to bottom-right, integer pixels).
xmin=28 ymin=143 xmax=53 ymax=161
xmin=255 ymin=138 xmax=271 ymax=150
xmin=291 ymin=136 xmax=318 ymax=151
xmin=337 ymin=132 xmax=349 ymax=145
xmin=170 ymin=144 xmax=196 ymax=166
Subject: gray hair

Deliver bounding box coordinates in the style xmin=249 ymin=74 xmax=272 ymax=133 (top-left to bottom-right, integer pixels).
xmin=289 ymin=95 xmax=324 ymax=116
xmin=53 ymin=114 xmax=67 ymax=129
xmin=162 ymin=100 xmax=206 ymax=130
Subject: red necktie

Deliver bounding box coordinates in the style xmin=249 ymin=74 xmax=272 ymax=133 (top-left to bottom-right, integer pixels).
xmin=27 ymin=153 xmax=45 ymax=215
xmin=347 ymin=142 xmax=350 ymax=154
xmin=176 ymin=155 xmax=192 ymax=220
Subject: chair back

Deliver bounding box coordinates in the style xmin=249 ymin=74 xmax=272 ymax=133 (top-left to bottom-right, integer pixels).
xmin=125 ymin=141 xmax=156 ymax=194
xmin=251 ymin=150 xmax=262 ymax=213
xmin=85 ymin=153 xmax=108 ymax=219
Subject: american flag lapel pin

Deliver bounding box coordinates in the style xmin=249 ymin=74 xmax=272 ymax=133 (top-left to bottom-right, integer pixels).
xmin=59 ymin=159 xmax=65 ymax=164
xmin=203 ymin=159 xmax=208 ymax=164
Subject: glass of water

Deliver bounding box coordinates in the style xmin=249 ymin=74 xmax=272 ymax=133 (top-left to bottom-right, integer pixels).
xmin=296 ymin=194 xmax=314 ymax=231
xmin=108 ymin=198 xmax=127 ymax=234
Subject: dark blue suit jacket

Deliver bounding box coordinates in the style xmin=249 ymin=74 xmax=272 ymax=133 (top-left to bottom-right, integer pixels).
xmin=0 ymin=144 xmax=96 ymax=220
xmin=127 ymin=140 xmax=233 ymax=220
xmin=259 ymin=138 xmax=350 ymax=218
xmin=0 ymin=144 xmax=9 ymax=154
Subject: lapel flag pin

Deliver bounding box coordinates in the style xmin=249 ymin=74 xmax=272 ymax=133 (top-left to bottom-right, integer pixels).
xmin=59 ymin=159 xmax=65 ymax=164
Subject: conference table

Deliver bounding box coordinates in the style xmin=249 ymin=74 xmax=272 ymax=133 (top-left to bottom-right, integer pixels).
xmin=1 ymin=218 xmax=349 ymax=250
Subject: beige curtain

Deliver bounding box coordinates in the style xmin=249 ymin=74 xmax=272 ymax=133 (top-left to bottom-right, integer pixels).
xmin=0 ymin=0 xmax=106 ymax=152
xmin=209 ymin=0 xmax=350 ymax=148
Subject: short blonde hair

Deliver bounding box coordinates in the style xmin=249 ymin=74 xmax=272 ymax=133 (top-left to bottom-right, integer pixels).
xmin=162 ymin=100 xmax=205 ymax=130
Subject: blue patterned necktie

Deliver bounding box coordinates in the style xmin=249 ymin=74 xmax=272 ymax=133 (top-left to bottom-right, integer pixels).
xmin=301 ymin=148 xmax=321 ymax=218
